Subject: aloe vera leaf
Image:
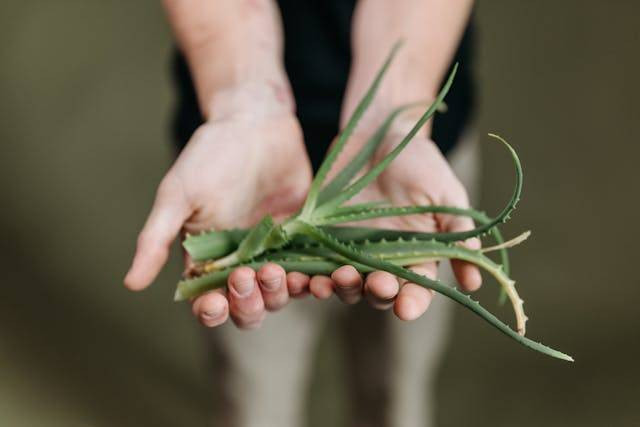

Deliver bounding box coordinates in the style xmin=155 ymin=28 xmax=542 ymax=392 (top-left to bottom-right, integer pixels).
xmin=318 ymin=104 xmax=415 ymax=204
xmin=320 ymin=99 xmax=448 ymax=207
xmin=183 ymin=219 xmax=510 ymax=268
xmin=362 ymin=238 xmax=527 ymax=334
xmin=183 ymin=228 xmax=247 ymax=262
xmin=320 ymin=201 xmax=390 ymax=216
xmin=300 ymin=42 xmax=402 ymax=217
xmin=320 ymin=204 xmax=511 ymax=241
xmin=322 ymin=205 xmax=491 ymax=227
xmin=313 ymin=64 xmax=457 ymax=217
xmin=317 ymin=134 xmax=521 ymax=242
xmin=324 ymin=207 xmax=512 ymax=286
xmin=178 ymin=235 xmax=526 ymax=332
xmin=185 ymin=222 xmax=512 ymax=312
xmin=323 ymin=223 xmax=511 ymax=289
xmin=182 ymin=224 xmax=437 ymax=262
xmin=482 ymin=231 xmax=530 ymax=253
xmin=177 ymin=240 xmax=477 ymax=302
xmin=266 ymin=235 xmax=526 ymax=333
xmin=320 ymin=131 xmax=522 ymax=299
xmin=480 ymin=230 xmax=528 ymax=304
xmin=298 ymin=222 xmax=572 ymax=362
xmin=204 ymin=215 xmax=288 ymax=271
xmin=183 ymin=206 xmax=483 ymax=262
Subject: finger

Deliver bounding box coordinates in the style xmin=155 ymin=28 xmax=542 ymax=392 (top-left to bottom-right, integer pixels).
xmin=331 ymin=265 xmax=363 ymax=304
xmin=443 ymin=215 xmax=483 ymax=292
xmin=309 ymin=275 xmax=334 ymax=300
xmin=286 ymin=272 xmax=310 ymax=298
xmin=257 ymin=263 xmax=288 ymax=311
xmin=124 ymin=176 xmax=191 ymax=291
xmin=364 ymin=271 xmax=400 ymax=310
xmin=192 ymin=289 xmax=229 ymax=327
xmin=227 ymin=267 xmax=265 ymax=329
xmin=394 ymin=264 xmax=437 ymax=321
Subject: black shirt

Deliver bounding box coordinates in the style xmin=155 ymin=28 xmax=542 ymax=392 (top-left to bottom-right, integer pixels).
xmin=172 ymin=1 xmax=475 ymax=170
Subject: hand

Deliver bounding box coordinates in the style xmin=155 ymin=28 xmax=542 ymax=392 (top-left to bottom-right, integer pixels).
xmin=124 ymin=84 xmax=313 ymax=329
xmin=304 ymin=125 xmax=482 ymax=320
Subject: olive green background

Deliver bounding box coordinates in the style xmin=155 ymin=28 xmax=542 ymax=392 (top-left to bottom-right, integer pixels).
xmin=1 ymin=1 xmax=638 ymax=426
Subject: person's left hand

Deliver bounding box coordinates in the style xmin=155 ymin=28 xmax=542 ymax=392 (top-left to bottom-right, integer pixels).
xmin=296 ymin=126 xmax=483 ymax=321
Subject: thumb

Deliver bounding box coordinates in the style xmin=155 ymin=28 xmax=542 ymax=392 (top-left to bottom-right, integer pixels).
xmin=124 ymin=176 xmax=192 ymax=291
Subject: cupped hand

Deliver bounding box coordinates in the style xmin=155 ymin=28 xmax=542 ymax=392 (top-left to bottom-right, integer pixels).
xmin=124 ymin=84 xmax=313 ymax=329
xmin=305 ymin=128 xmax=482 ymax=320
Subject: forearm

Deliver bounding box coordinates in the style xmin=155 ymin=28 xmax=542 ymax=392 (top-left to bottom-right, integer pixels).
xmin=163 ymin=0 xmax=292 ymax=118
xmin=343 ymin=0 xmax=473 ymax=131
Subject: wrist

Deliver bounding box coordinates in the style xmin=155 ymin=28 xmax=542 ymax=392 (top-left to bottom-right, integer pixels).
xmin=345 ymin=0 xmax=472 ymax=128
xmin=350 ymin=53 xmax=440 ymax=100
xmin=386 ymin=103 xmax=433 ymax=139
xmin=342 ymin=56 xmax=439 ymax=134
xmin=343 ymin=88 xmax=435 ymax=142
xmin=166 ymin=0 xmax=290 ymax=119
xmin=206 ymin=79 xmax=296 ymax=123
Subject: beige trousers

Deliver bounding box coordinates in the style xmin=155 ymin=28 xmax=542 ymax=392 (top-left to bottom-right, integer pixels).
xmin=208 ymin=133 xmax=480 ymax=427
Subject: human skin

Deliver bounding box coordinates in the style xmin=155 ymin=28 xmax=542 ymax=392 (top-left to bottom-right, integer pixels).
xmin=124 ymin=0 xmax=477 ymax=328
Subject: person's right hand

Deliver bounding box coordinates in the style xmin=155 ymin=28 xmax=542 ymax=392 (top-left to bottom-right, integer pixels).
xmin=124 ymin=83 xmax=313 ymax=329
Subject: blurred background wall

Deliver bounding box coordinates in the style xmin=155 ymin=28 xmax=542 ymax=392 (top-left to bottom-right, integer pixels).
xmin=1 ymin=1 xmax=638 ymax=426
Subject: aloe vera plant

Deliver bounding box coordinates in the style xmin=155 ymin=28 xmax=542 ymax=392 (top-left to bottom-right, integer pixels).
xmin=175 ymin=43 xmax=573 ymax=362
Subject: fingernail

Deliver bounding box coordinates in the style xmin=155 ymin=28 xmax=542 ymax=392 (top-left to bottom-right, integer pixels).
xmin=202 ymin=310 xmax=219 ymax=320
xmin=260 ymin=277 xmax=281 ymax=291
xmin=232 ymin=279 xmax=255 ymax=297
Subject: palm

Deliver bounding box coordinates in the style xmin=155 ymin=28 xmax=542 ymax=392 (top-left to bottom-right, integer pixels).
xmin=124 ymin=112 xmax=312 ymax=296
xmin=307 ymin=131 xmax=481 ymax=318
xmin=344 ymin=132 xmax=462 ymax=234
xmin=170 ymin=115 xmax=312 ymax=233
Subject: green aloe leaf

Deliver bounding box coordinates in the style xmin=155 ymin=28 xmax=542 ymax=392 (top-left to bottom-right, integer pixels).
xmin=317 ymin=104 xmax=415 ymax=204
xmin=183 ymin=228 xmax=246 ymax=262
xmin=298 ymin=222 xmax=573 ymax=362
xmin=300 ymin=41 xmax=403 ymax=217
xmin=174 ymin=42 xmax=569 ymax=363
xmin=313 ymin=63 xmax=458 ymax=217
